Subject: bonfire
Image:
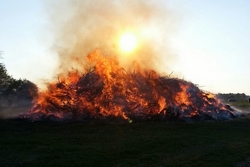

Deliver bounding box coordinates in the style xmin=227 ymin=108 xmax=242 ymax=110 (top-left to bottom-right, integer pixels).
xmin=24 ymin=50 xmax=237 ymax=122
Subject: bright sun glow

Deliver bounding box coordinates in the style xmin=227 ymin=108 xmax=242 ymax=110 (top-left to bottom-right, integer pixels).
xmin=119 ymin=32 xmax=138 ymax=53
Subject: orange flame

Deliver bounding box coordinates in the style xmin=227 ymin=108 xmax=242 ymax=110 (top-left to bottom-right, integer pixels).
xmin=25 ymin=50 xmax=237 ymax=122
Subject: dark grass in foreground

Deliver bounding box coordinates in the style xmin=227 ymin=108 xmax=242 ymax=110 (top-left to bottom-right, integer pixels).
xmin=1 ymin=117 xmax=250 ymax=167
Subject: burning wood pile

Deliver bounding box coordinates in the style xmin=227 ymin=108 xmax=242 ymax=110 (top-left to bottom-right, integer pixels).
xmin=24 ymin=51 xmax=237 ymax=122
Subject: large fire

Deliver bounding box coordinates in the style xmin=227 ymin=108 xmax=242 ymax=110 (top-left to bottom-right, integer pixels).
xmin=24 ymin=50 xmax=237 ymax=122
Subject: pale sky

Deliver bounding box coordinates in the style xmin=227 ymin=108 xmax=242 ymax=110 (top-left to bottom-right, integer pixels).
xmin=0 ymin=0 xmax=250 ymax=95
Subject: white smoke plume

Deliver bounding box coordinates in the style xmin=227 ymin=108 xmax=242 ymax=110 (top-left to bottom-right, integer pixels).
xmin=45 ymin=0 xmax=179 ymax=75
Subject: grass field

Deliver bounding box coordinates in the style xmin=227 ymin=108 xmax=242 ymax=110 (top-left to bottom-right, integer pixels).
xmin=1 ymin=100 xmax=250 ymax=167
xmin=1 ymin=115 xmax=250 ymax=167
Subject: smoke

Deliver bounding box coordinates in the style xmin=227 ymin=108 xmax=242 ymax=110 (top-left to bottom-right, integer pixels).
xmin=0 ymin=99 xmax=32 ymax=119
xmin=45 ymin=0 xmax=179 ymax=75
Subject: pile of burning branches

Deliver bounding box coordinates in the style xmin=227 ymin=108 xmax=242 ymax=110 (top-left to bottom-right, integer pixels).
xmin=24 ymin=51 xmax=237 ymax=122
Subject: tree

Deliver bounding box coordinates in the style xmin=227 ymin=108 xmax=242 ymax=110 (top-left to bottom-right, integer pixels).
xmin=0 ymin=62 xmax=38 ymax=99
xmin=0 ymin=51 xmax=38 ymax=108
xmin=0 ymin=63 xmax=12 ymax=94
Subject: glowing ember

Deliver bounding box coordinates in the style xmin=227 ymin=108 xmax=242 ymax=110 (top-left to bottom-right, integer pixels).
xmin=24 ymin=50 xmax=238 ymax=122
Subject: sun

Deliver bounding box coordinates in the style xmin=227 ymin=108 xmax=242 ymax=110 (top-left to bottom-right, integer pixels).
xmin=119 ymin=32 xmax=138 ymax=53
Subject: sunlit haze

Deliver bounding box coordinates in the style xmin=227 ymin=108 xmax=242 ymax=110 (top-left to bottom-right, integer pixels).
xmin=0 ymin=0 xmax=249 ymax=95
xmin=119 ymin=32 xmax=138 ymax=53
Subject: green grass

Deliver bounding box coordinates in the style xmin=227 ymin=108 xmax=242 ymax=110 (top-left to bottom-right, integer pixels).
xmin=1 ymin=116 xmax=250 ymax=167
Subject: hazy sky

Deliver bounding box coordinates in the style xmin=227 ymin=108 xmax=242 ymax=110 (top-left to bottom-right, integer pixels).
xmin=0 ymin=0 xmax=250 ymax=95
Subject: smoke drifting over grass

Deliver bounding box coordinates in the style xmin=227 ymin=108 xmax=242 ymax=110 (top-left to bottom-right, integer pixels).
xmin=46 ymin=0 xmax=179 ymax=75
xmin=0 ymin=99 xmax=32 ymax=119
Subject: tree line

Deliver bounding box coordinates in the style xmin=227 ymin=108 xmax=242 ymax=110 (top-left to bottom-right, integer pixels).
xmin=0 ymin=62 xmax=38 ymax=100
xmin=216 ymin=93 xmax=249 ymax=102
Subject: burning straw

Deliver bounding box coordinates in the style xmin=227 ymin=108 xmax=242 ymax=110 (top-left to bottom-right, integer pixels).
xmin=22 ymin=1 xmax=241 ymax=122
xmin=24 ymin=50 xmax=238 ymax=122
